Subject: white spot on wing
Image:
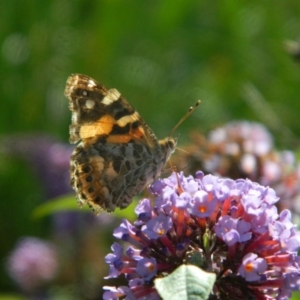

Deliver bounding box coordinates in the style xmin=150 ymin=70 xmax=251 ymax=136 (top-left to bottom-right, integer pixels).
xmin=108 ymin=88 xmax=121 ymax=100
xmin=85 ymin=99 xmax=95 ymax=109
xmin=102 ymin=96 xmax=113 ymax=105
xmin=88 ymin=79 xmax=97 ymax=87
xmin=102 ymin=88 xmax=121 ymax=105
xmin=70 ymin=125 xmax=77 ymax=133
xmin=72 ymin=112 xmax=78 ymax=123
xmin=117 ymin=115 xmax=134 ymax=127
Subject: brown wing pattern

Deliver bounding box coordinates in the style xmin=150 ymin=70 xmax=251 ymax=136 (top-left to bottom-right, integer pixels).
xmin=65 ymin=74 xmax=176 ymax=213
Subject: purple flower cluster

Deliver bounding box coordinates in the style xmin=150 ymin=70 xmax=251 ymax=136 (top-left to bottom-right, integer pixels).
xmin=104 ymin=172 xmax=300 ymax=300
xmin=6 ymin=237 xmax=58 ymax=292
xmin=174 ymin=122 xmax=300 ymax=223
xmin=208 ymin=121 xmax=273 ymax=156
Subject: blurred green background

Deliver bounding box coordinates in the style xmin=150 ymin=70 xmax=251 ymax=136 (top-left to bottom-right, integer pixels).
xmin=1 ymin=1 xmax=300 ymax=299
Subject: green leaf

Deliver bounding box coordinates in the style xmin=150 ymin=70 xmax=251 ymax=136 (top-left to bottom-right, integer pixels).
xmin=291 ymin=290 xmax=300 ymax=300
xmin=32 ymin=194 xmax=138 ymax=220
xmin=31 ymin=194 xmax=85 ymax=219
xmin=155 ymin=265 xmax=216 ymax=300
xmin=0 ymin=294 xmax=26 ymax=300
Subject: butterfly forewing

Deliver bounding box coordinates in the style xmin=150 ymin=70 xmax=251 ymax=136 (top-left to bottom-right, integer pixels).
xmin=65 ymin=74 xmax=176 ymax=213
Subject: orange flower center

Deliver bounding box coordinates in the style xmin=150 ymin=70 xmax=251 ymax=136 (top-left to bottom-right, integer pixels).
xmin=198 ymin=205 xmax=207 ymax=213
xmin=245 ymin=263 xmax=254 ymax=272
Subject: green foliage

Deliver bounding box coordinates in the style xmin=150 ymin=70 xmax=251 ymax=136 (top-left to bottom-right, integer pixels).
xmin=155 ymin=265 xmax=216 ymax=300
xmin=31 ymin=194 xmax=84 ymax=219
xmin=1 ymin=1 xmax=300 ymax=298
xmin=32 ymin=194 xmax=137 ymax=220
xmin=0 ymin=295 xmax=26 ymax=300
xmin=291 ymin=291 xmax=300 ymax=300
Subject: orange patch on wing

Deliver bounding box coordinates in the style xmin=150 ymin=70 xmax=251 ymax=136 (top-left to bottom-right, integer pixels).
xmin=106 ymin=135 xmax=133 ymax=143
xmin=79 ymin=114 xmax=115 ymax=139
xmin=131 ymin=126 xmax=145 ymax=139
xmin=106 ymin=126 xmax=147 ymax=143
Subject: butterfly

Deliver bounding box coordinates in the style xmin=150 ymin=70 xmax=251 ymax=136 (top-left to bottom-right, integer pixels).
xmin=65 ymin=74 xmax=181 ymax=213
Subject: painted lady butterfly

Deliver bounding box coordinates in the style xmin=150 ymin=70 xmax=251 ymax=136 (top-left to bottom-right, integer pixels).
xmin=65 ymin=74 xmax=199 ymax=213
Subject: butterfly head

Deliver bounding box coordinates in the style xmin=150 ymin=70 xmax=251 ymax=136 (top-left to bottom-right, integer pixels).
xmin=159 ymin=136 xmax=177 ymax=163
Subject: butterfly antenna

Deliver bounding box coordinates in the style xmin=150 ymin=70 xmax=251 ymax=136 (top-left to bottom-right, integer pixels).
xmin=168 ymin=100 xmax=201 ymax=138
xmin=175 ymin=146 xmax=191 ymax=155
